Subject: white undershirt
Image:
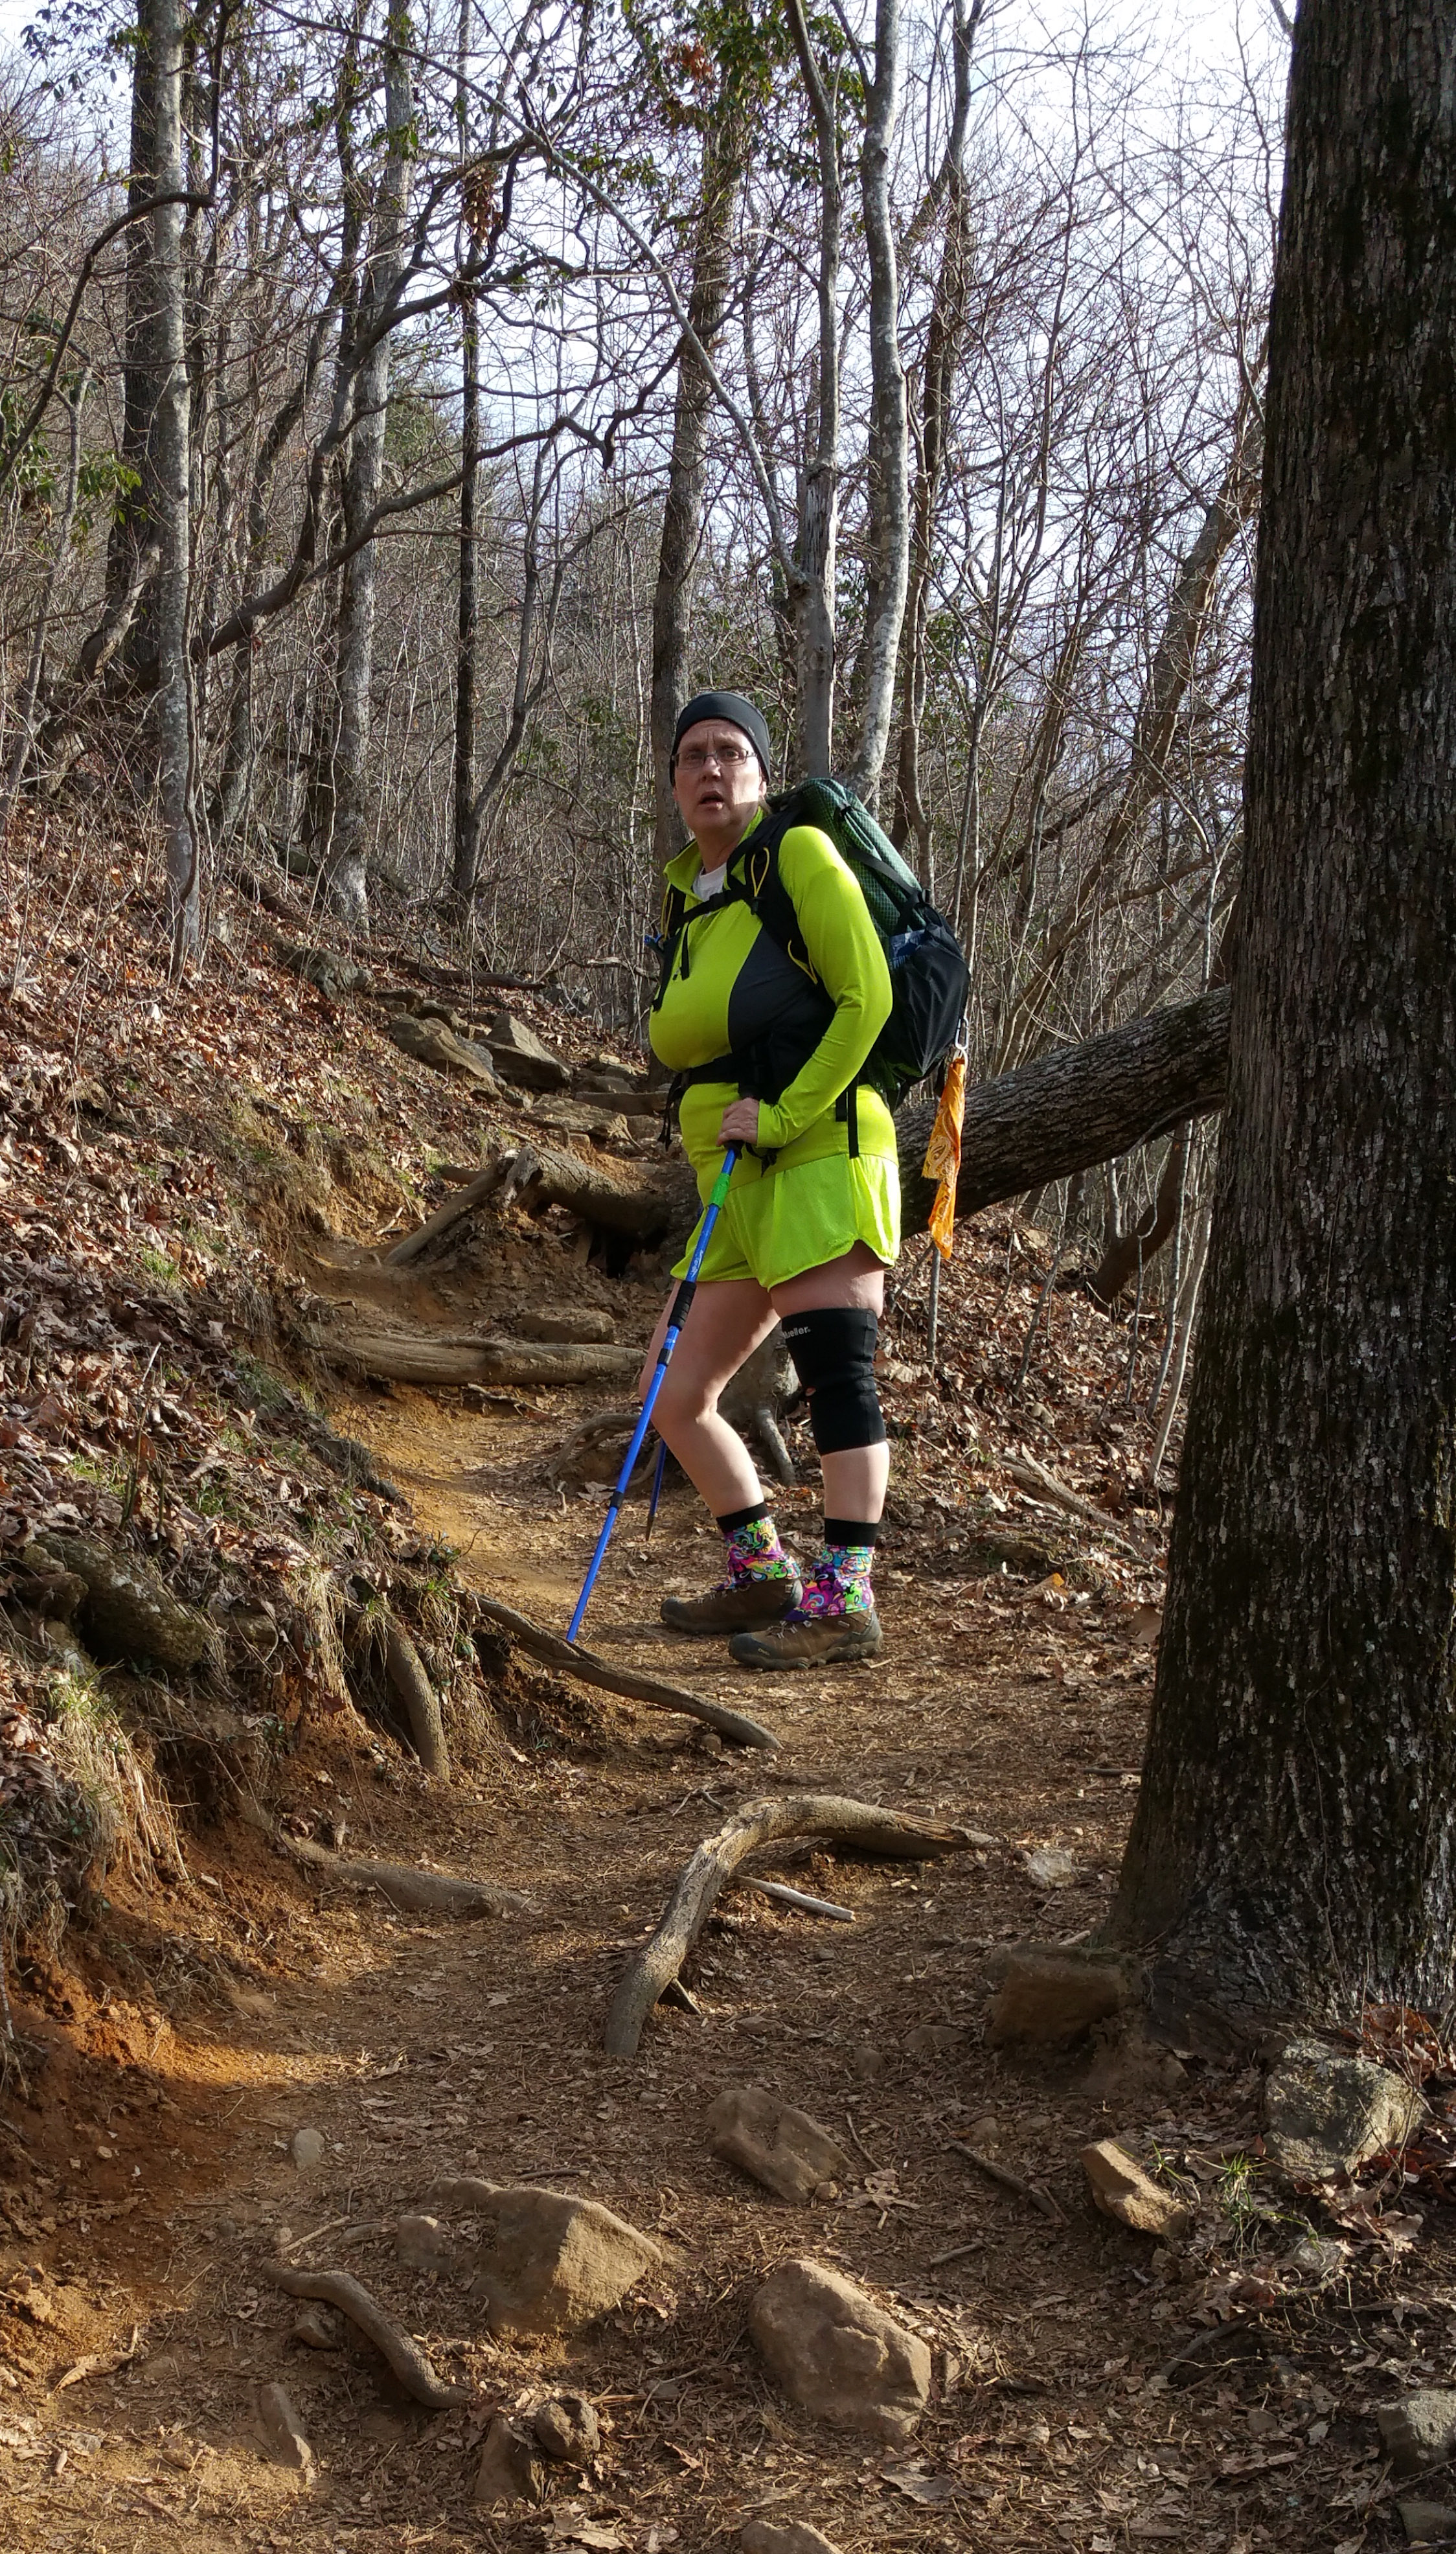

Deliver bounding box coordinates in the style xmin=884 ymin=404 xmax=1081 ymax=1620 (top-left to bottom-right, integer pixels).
xmin=693 ymin=859 xmax=729 ymax=903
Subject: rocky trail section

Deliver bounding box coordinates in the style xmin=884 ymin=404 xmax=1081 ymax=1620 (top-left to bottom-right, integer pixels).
xmin=1 ymin=825 xmax=1452 ymax=2553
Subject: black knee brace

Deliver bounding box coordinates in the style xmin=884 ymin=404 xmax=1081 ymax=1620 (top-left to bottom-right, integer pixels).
xmin=780 ymin=1306 xmax=885 ymax=1455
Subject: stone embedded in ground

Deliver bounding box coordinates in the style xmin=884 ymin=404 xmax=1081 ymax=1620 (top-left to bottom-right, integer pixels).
xmin=533 ymin=2392 xmax=600 ymax=2463
xmin=986 ymin=1948 xmax=1141 ymax=2047
xmin=742 ymin=2522 xmax=845 ymax=2554
xmin=1378 ymin=2393 xmax=1456 ymax=2479
xmin=394 ymin=2213 xmax=461 ymax=2275
xmin=1400 ymin=2502 xmax=1456 ymax=2545
xmin=706 ymin=2086 xmax=852 ymax=2202
xmin=904 ymin=2023 xmax=966 ymax=2062
xmin=256 ymin=2382 xmax=314 ymax=2478
xmin=466 ymin=2184 xmax=661 ymax=2338
xmin=1022 ymin=1847 xmax=1076 ymax=1887
xmin=290 ymin=2127 xmax=325 ymax=2171
xmin=290 ymin=2305 xmax=341 ymax=2350
xmin=1081 ymin=2139 xmax=1192 ymax=2239
xmin=488 ymin=1011 xmax=570 ymax=1089
xmin=473 ymin=2412 xmax=547 ymax=2506
xmin=1264 ymin=2036 xmax=1426 ymax=2180
xmin=749 ymin=2259 xmax=931 ymax=2442
xmin=34 ymin=1529 xmax=212 ymax=1672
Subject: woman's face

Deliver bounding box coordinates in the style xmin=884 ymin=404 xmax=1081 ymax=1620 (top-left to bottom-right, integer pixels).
xmin=672 ymin=719 xmax=765 ymax=844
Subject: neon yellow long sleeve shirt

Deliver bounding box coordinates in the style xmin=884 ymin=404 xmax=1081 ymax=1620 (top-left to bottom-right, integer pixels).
xmin=649 ymin=814 xmax=894 ymax=1167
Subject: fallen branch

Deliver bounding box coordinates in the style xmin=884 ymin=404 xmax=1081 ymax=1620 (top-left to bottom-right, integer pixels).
xmin=385 ymin=1153 xmax=510 ymax=1267
xmin=238 ymin=1797 xmax=523 ymax=1916
xmin=949 ymin=2140 xmax=1068 ymax=2226
xmin=266 ymin=2265 xmax=468 ymax=2408
xmin=605 ymin=1794 xmax=976 ymax=2056
xmin=473 ymin=1594 xmax=779 ymax=1752
xmin=383 ymin=1619 xmax=449 ymax=1778
xmin=1001 ymin=1450 xmax=1157 ymax=1563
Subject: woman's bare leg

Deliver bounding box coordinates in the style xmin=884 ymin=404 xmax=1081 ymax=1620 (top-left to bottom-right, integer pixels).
xmin=637 ymin=1276 xmax=778 ymax=1516
xmin=770 ymin=1242 xmax=890 ymax=1523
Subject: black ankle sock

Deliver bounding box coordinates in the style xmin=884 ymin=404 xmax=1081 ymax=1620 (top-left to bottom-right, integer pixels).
xmin=716 ymin=1499 xmax=771 ymax=1535
xmin=823 ymin=1517 xmax=880 ymax=1548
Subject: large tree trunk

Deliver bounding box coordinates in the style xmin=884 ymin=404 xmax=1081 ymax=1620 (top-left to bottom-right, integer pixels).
xmin=1107 ymin=0 xmax=1456 ymax=2016
xmin=323 ymin=37 xmax=414 ymax=931
xmin=150 ymin=0 xmax=196 ymax=957
xmin=649 ymin=108 xmax=749 ymax=868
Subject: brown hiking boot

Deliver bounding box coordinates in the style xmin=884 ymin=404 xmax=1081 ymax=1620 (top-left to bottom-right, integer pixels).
xmin=661 ymin=1571 xmax=802 ymax=1635
xmin=728 ymin=1607 xmax=884 ymax=1670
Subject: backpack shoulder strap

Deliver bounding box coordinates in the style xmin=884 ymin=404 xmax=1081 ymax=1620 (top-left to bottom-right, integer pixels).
xmin=728 ymin=802 xmax=822 ymax=984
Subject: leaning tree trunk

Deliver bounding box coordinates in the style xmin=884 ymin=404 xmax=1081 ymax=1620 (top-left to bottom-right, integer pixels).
xmin=324 ymin=38 xmax=414 ymax=931
xmin=103 ymin=3 xmax=163 ymax=686
xmin=845 ymin=0 xmax=910 ymax=812
xmin=649 ymin=106 xmax=749 ymax=868
xmin=150 ymin=0 xmax=197 ymax=957
xmin=1106 ymin=0 xmax=1456 ymax=2016
xmin=786 ymin=0 xmax=841 ymax=777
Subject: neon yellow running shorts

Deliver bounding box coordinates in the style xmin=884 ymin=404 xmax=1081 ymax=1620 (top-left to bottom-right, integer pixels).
xmin=672 ymin=1100 xmax=901 ymax=1293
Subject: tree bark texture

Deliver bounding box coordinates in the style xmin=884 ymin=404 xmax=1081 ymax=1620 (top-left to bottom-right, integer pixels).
xmin=895 ymin=986 xmax=1229 ymax=1236
xmin=891 ymin=0 xmax=978 ymax=864
xmin=1108 ymin=0 xmax=1456 ymax=2014
xmin=650 ymin=108 xmax=749 ymax=868
xmin=786 ymin=0 xmax=841 ymax=776
xmin=847 ymin=0 xmax=910 ymax=811
xmin=453 ymin=278 xmax=480 ymax=896
xmin=325 ymin=38 xmax=414 ymax=930
xmin=148 ymin=0 xmax=198 ymax=956
xmin=105 ymin=7 xmax=163 ymax=683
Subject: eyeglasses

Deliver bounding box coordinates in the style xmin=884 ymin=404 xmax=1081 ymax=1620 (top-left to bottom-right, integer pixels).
xmin=677 ymin=743 xmax=755 ymax=771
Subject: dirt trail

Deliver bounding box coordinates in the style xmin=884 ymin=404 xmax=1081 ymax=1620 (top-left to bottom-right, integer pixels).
xmin=0 ymin=1379 xmax=1386 ymax=2554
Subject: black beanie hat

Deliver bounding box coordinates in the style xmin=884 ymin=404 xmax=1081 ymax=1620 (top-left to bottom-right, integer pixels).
xmin=671 ymin=689 xmax=773 ymax=780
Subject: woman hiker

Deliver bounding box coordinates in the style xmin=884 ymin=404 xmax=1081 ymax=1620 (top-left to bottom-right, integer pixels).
xmin=640 ymin=688 xmax=900 ymax=1671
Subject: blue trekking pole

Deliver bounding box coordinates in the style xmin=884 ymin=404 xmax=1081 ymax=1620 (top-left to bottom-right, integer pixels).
xmin=565 ymin=1145 xmax=739 ymax=1644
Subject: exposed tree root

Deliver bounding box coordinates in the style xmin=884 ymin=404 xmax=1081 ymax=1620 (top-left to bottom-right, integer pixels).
xmin=604 ymin=1793 xmax=977 ymax=2055
xmin=383 ymin=1618 xmax=449 ymax=1778
xmin=301 ymin=1321 xmax=641 ymax=1388
xmin=238 ymin=1797 xmax=525 ymax=1916
xmin=266 ymin=2264 xmax=468 ymax=2408
xmin=473 ymin=1594 xmax=780 ymax=1753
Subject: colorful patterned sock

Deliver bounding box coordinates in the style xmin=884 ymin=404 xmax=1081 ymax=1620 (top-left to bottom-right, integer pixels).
xmin=795 ymin=1519 xmax=879 ymax=1619
xmin=716 ymin=1502 xmax=796 ymax=1587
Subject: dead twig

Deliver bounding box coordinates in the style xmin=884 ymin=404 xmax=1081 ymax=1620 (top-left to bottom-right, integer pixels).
xmin=738 ymin=1876 xmax=856 ymax=1922
xmin=950 ymin=2140 xmax=1069 ymax=2226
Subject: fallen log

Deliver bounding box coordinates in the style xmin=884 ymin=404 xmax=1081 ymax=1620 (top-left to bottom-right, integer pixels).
xmin=301 ymin=1322 xmax=641 ymax=1388
xmin=266 ymin=2266 xmax=468 ymax=2408
xmin=238 ymin=1797 xmax=523 ymax=1916
xmin=604 ymin=1793 xmax=977 ymax=2056
xmin=385 ymin=1152 xmax=510 ymax=1267
xmin=472 ymin=1593 xmax=779 ymax=1752
xmin=896 ymin=985 xmax=1230 ymax=1232
xmin=518 ymin=1144 xmax=696 ymax=1241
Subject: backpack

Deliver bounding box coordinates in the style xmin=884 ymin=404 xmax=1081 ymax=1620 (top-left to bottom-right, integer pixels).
xmin=652 ymin=776 xmax=970 ymax=1122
